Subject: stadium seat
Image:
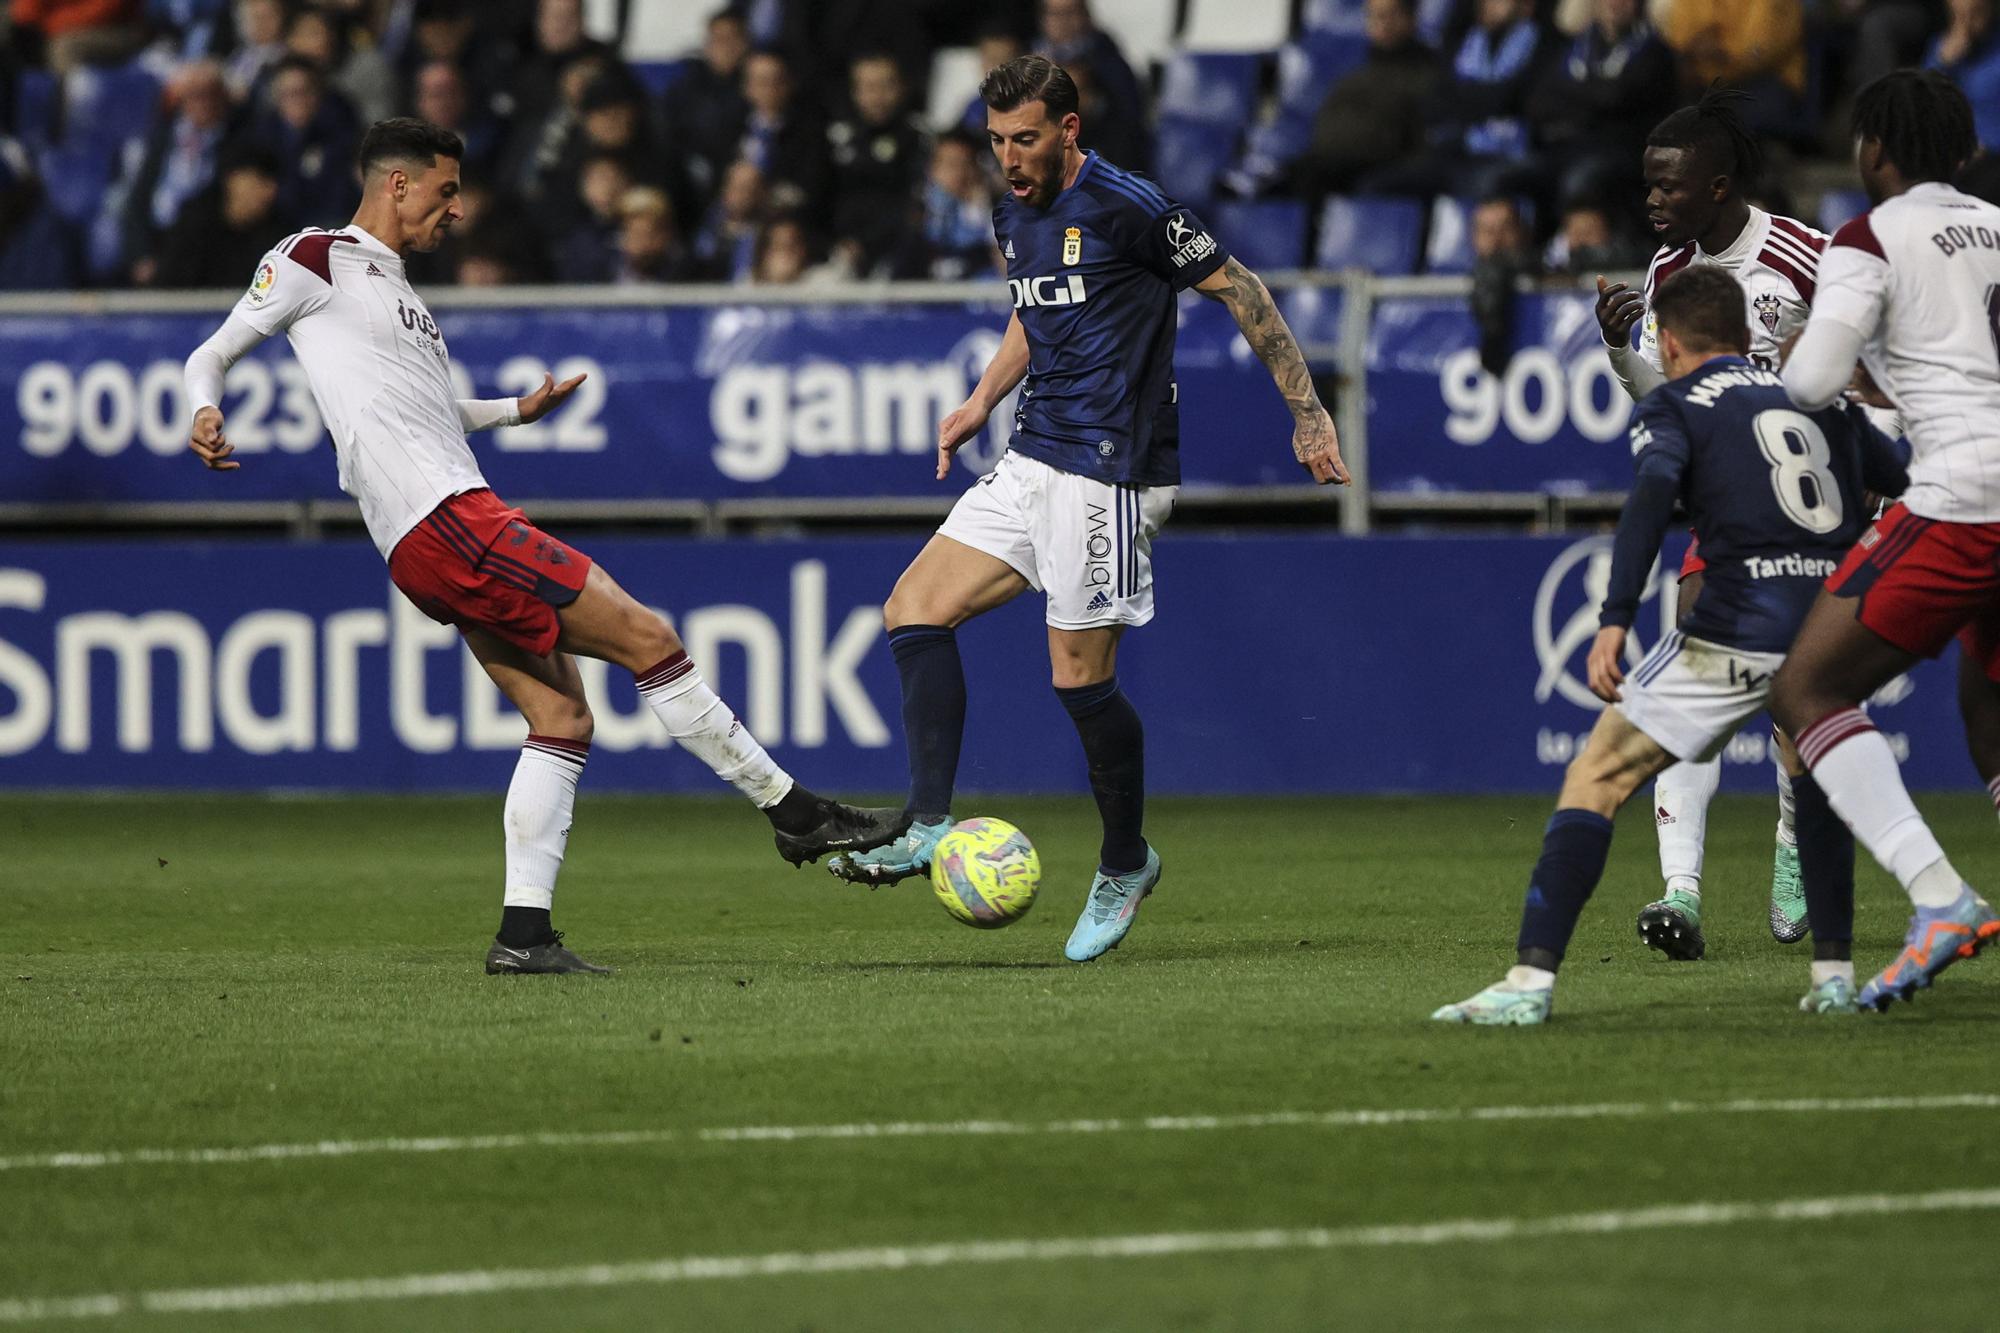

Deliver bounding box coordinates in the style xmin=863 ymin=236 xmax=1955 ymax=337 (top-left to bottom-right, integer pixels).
xmin=1182 ymin=0 xmax=1293 ymax=52
xmin=1316 ymin=196 xmax=1423 ymax=274
xmin=927 ymin=46 xmax=985 ymax=132
xmin=35 ymin=62 xmax=160 ymax=225
xmin=1278 ymin=282 xmax=1346 ymax=350
xmin=1276 ymin=35 xmax=1368 ymax=119
xmin=13 ymin=69 xmax=57 ymax=151
xmin=1092 ymin=0 xmax=1183 ymax=74
xmin=1152 ymin=117 xmax=1239 ymax=204
xmin=1300 ymin=0 xmax=1366 ymax=39
xmin=1213 ymin=200 xmax=1308 ymax=270
xmin=1819 ymin=188 xmax=1869 ymax=234
xmin=1156 ymin=52 xmax=1261 ymax=126
xmin=631 ymin=60 xmax=688 ymax=98
xmin=1424 ymin=197 xmax=1474 ymax=275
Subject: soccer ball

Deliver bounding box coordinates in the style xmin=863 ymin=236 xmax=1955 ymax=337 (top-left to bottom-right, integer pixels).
xmin=929 ymin=817 xmax=1040 ymax=928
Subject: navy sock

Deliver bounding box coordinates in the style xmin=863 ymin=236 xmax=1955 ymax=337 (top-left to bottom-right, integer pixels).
xmin=1057 ymin=677 xmax=1147 ymax=873
xmin=1515 ymin=808 xmax=1615 ymax=970
xmin=1793 ymin=772 xmax=1855 ymax=960
xmin=888 ymin=625 xmax=965 ymax=823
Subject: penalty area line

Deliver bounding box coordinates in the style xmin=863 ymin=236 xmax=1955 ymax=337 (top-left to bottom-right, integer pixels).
xmin=0 ymin=1093 xmax=1994 ymax=1175
xmin=4 ymin=1188 xmax=1999 ymax=1322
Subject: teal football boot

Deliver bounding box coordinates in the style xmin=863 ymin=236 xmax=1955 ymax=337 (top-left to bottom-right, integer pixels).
xmin=1063 ymin=847 xmax=1161 ymax=962
xmin=1769 ymin=840 xmax=1809 ymax=943
xmin=1431 ymin=981 xmax=1553 ymax=1025
xmin=1798 ymin=974 xmax=1858 ymax=1013
xmin=1857 ymin=885 xmax=2000 ymax=1011
xmin=1637 ymin=887 xmax=1706 ymax=960
xmin=827 ymin=816 xmax=949 ymax=886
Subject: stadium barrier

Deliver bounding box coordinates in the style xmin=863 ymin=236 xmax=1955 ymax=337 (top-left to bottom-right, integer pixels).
xmin=0 ymin=274 xmax=1638 ymax=533
xmin=0 ymin=532 xmax=1968 ymax=793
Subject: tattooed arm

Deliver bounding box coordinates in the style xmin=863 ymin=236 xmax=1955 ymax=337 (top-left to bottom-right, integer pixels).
xmin=1194 ymin=257 xmax=1348 ymax=485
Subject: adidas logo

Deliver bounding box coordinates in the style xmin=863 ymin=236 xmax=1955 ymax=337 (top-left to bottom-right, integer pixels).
xmin=365 ymin=262 xmax=385 ymax=277
xmin=1085 ymin=590 xmax=1113 ymax=613
xmin=1004 ymin=240 xmax=1015 ymax=260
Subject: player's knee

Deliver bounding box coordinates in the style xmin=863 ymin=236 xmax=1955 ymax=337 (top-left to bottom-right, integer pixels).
xmin=628 ymin=606 xmax=681 ymax=663
xmin=530 ymin=695 xmax=593 ymax=744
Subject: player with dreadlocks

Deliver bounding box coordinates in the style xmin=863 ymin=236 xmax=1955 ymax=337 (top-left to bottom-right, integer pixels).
xmin=1774 ymin=70 xmax=2000 ymax=1012
xmin=1591 ymin=87 xmax=1835 ymax=963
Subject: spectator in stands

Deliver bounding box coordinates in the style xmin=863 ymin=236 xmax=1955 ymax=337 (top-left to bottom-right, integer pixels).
xmin=404 ymin=0 xmax=513 ymax=116
xmin=551 ymin=149 xmax=634 ymax=281
xmin=1841 ymin=0 xmax=1943 ymax=103
xmin=152 ymin=143 xmax=290 ymax=287
xmin=8 ymin=0 xmax=145 ymax=74
xmin=118 ymin=58 xmax=236 ymax=285
xmin=503 ymin=46 xmax=617 ymax=205
xmin=750 ymin=212 xmax=855 ymax=285
xmin=1542 ymin=197 xmax=1644 ymax=273
xmin=286 ymin=6 xmax=396 ymax=128
xmin=222 ymin=0 xmax=286 ymax=101
xmin=613 ymin=186 xmax=701 ymax=284
xmin=0 ymin=135 xmax=80 ymax=290
xmin=1525 ymin=0 xmax=1675 ymax=216
xmin=414 ymin=59 xmax=502 ymax=178
xmin=962 ymin=23 xmax=1026 ymax=130
xmin=1468 ymin=193 xmax=1536 ymax=374
xmin=918 ymin=128 xmax=999 ymax=279
xmin=738 ymin=48 xmax=831 ymax=215
xmin=827 ymin=52 xmax=929 ymax=274
xmin=1658 ymin=0 xmax=1805 ymax=133
xmin=1035 ymin=0 xmax=1147 ymax=171
xmin=1286 ymin=0 xmax=1445 ymax=200
xmin=434 ymin=178 xmax=551 ymax=285
xmin=1929 ymin=0 xmax=2000 ymax=150
xmin=661 ymin=9 xmax=752 ymax=207
xmin=692 ymin=157 xmax=767 ymax=282
xmin=1066 ymin=56 xmax=1148 ymax=173
xmin=1361 ymin=0 xmax=1559 ymax=201
xmin=510 ymin=0 xmax=617 ymax=141
xmin=245 ymin=54 xmax=361 ymax=227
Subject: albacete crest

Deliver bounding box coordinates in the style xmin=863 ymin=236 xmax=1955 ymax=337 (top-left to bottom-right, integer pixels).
xmin=1063 ymin=227 xmax=1081 ymax=266
xmin=1754 ymin=292 xmax=1783 ymax=334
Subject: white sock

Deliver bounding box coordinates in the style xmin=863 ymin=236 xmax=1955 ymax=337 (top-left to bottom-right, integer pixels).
xmin=1505 ymin=964 xmax=1556 ymax=991
xmin=636 ymin=651 xmax=793 ymax=807
xmin=1654 ymin=756 xmax=1719 ymax=895
xmin=504 ymin=736 xmax=587 ymax=911
xmin=1797 ymin=708 xmax=1955 ymax=905
xmin=1773 ymin=755 xmax=1798 ymax=848
xmin=1810 ymin=959 xmax=1855 ymax=988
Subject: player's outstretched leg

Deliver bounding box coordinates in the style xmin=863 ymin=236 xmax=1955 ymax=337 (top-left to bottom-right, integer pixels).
xmin=1051 ymin=627 xmax=1159 ymax=961
xmin=1769 ymin=731 xmax=1809 ymax=943
xmin=1639 ymin=755 xmax=1717 ymax=960
xmin=465 ymin=631 xmax=611 ymax=975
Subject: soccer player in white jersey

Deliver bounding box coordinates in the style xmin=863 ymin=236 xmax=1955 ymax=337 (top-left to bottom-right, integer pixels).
xmin=1774 ymin=70 xmax=2000 ymax=1010
xmin=181 ymin=119 xmax=907 ymax=975
xmin=1592 ymin=90 xmax=1828 ymax=958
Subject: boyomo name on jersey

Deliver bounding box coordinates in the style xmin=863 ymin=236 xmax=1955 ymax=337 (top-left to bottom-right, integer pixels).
xmin=1929 ymin=223 xmax=2000 ymax=258
xmin=1009 ymin=274 xmax=1089 ymax=308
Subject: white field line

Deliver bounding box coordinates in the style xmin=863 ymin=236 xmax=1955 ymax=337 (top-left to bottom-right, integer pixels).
xmin=3 ymin=1187 xmax=1998 ymax=1323
xmin=0 ymin=1093 xmax=1993 ymax=1175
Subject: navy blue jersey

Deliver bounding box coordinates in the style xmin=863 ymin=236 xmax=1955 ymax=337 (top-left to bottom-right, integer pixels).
xmin=1600 ymin=357 xmax=1908 ymax=654
xmin=992 ymin=152 xmax=1229 ymax=486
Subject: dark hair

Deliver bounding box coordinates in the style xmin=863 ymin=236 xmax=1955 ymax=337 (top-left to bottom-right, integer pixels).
xmin=357 ymin=117 xmax=464 ymax=177
xmin=979 ymin=54 xmax=1078 ymax=123
xmin=220 ymin=142 xmax=283 ymax=180
xmin=1651 ymin=266 xmax=1750 ymax=355
xmin=1647 ymin=87 xmax=1762 ymax=189
xmin=269 ymin=53 xmax=325 ymax=84
xmin=1853 ymin=69 xmax=1977 ymax=184
xmin=935 ymin=126 xmax=984 ymax=156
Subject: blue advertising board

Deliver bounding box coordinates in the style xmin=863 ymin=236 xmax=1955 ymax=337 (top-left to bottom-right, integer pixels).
xmin=0 ymin=299 xmax=1306 ymax=505
xmin=1366 ymin=291 xmax=1638 ymax=495
xmin=0 ymin=533 xmax=1973 ymax=794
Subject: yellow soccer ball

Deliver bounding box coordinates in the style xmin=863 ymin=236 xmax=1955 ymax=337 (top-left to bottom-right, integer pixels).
xmin=929 ymin=817 xmax=1040 ymax=928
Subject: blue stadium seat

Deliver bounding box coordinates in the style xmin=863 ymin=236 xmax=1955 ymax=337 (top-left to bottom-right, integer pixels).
xmin=1300 ymin=0 xmax=1366 ymax=38
xmin=1213 ymin=200 xmax=1308 ymax=269
xmin=1278 ymin=283 xmax=1345 ymax=348
xmin=14 ymin=69 xmax=58 ymax=151
xmin=1153 ymin=117 xmax=1239 ymax=203
xmin=1316 ymin=196 xmax=1423 ymax=274
xmin=631 ymin=60 xmax=688 ymax=98
xmin=1155 ymin=52 xmax=1261 ymax=126
xmin=1277 ymin=35 xmax=1368 ymax=119
xmin=1818 ymin=188 xmax=1869 ymax=234
xmin=68 ymin=62 xmax=161 ymax=152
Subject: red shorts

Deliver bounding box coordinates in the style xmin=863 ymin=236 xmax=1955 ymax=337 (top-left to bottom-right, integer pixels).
xmin=1827 ymin=501 xmax=2000 ymax=679
xmin=1679 ymin=531 xmax=1706 ymax=579
xmin=388 ymin=489 xmax=593 ymax=656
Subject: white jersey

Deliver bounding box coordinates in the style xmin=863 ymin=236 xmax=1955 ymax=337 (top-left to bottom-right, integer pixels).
xmin=230 ymin=226 xmax=487 ymax=556
xmin=1637 ymin=207 xmax=1826 ymax=373
xmin=1814 ymin=182 xmax=2000 ymax=523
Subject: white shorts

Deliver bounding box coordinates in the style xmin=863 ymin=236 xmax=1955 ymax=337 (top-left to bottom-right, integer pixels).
xmin=939 ymin=451 xmax=1177 ymax=629
xmin=1614 ymin=631 xmax=1787 ymax=763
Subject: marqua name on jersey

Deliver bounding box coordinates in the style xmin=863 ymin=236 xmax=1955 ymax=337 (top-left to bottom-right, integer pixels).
xmin=1008 ymin=274 xmax=1089 ymax=309
xmin=1930 ymin=223 xmax=2000 ymax=258
xmin=1742 ymin=553 xmax=1840 ymax=579
xmin=1683 ymin=364 xmax=1784 ymax=407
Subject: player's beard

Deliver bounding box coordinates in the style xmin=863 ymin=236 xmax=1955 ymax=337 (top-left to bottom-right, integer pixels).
xmin=1024 ymin=141 xmax=1066 ymax=209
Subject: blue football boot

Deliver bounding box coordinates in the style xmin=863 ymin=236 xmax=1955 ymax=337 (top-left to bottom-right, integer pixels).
xmin=1857 ymin=885 xmax=2000 ymax=1011
xmin=827 ymin=816 xmax=949 ymax=886
xmin=1063 ymin=847 xmax=1161 ymax=962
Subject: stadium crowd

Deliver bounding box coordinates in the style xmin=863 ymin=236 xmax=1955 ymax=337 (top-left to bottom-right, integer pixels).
xmin=0 ymin=0 xmax=1994 ymax=290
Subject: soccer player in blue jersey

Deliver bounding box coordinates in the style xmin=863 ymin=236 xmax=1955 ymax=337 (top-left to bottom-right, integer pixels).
xmin=828 ymin=55 xmax=1347 ymax=961
xmin=1433 ymin=266 xmax=1908 ymax=1023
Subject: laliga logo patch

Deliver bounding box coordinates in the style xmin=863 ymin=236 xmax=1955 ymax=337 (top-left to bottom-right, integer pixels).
xmin=246 ymin=261 xmax=276 ymax=306
xmin=1754 ymin=292 xmax=1783 ymax=334
xmin=1063 ymin=226 xmax=1082 ymax=266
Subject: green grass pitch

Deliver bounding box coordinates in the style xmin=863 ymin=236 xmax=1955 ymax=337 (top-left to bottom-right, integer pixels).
xmin=6 ymin=791 xmax=1999 ymax=1330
